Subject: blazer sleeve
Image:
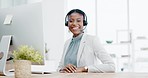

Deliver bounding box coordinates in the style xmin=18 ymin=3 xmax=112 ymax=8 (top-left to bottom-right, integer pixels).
xmin=57 ymin=55 xmax=64 ymax=72
xmin=87 ymin=36 xmax=115 ymax=73
xmin=57 ymin=39 xmax=70 ymax=72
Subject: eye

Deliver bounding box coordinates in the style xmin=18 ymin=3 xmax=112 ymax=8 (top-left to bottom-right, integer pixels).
xmin=69 ymin=20 xmax=73 ymax=22
xmin=69 ymin=19 xmax=73 ymax=22
xmin=77 ymin=20 xmax=81 ymax=22
xmin=77 ymin=19 xmax=82 ymax=22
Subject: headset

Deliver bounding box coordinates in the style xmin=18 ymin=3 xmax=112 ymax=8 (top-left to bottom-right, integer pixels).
xmin=65 ymin=9 xmax=88 ymax=26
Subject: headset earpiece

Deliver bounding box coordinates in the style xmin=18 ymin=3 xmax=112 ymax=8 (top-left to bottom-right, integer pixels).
xmin=65 ymin=15 xmax=68 ymax=26
xmin=65 ymin=21 xmax=68 ymax=26
xmin=83 ymin=19 xmax=88 ymax=26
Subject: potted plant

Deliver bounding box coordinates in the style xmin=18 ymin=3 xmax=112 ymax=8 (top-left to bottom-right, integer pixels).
xmin=12 ymin=45 xmax=43 ymax=78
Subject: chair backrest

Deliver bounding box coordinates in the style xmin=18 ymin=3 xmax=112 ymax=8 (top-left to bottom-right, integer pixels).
xmin=0 ymin=35 xmax=12 ymax=76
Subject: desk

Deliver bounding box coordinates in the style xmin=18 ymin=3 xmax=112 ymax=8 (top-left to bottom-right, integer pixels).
xmin=0 ymin=73 xmax=148 ymax=78
xmin=1 ymin=62 xmax=148 ymax=78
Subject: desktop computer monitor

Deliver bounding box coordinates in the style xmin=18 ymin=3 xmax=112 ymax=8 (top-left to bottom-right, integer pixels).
xmin=0 ymin=2 xmax=45 ymax=65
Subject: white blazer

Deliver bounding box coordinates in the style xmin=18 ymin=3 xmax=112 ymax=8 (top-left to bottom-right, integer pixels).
xmin=57 ymin=33 xmax=115 ymax=73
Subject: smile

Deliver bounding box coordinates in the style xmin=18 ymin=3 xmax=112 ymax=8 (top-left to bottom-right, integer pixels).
xmin=72 ymin=27 xmax=79 ymax=30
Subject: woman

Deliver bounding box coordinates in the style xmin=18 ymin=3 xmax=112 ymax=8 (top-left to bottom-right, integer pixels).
xmin=57 ymin=9 xmax=115 ymax=73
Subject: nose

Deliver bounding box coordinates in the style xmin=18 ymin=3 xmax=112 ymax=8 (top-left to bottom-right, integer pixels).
xmin=72 ymin=21 xmax=77 ymax=26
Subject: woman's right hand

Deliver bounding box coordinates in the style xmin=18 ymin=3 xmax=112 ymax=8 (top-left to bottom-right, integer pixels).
xmin=60 ymin=64 xmax=76 ymax=73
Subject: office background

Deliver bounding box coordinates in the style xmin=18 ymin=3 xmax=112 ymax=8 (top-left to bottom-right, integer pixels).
xmin=0 ymin=0 xmax=148 ymax=72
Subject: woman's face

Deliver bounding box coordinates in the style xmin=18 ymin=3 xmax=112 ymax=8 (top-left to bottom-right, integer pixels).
xmin=68 ymin=13 xmax=84 ymax=37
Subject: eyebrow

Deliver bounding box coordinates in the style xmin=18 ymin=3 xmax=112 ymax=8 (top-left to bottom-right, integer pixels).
xmin=69 ymin=18 xmax=82 ymax=20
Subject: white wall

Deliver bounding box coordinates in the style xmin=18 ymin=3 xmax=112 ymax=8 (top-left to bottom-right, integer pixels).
xmin=0 ymin=0 xmax=42 ymax=8
xmin=0 ymin=0 xmax=1 ymax=8
xmin=27 ymin=0 xmax=42 ymax=4
xmin=42 ymin=0 xmax=65 ymax=61
xmin=97 ymin=0 xmax=128 ymax=44
xmin=13 ymin=0 xmax=27 ymax=6
xmin=0 ymin=0 xmax=13 ymax=8
xmin=129 ymin=0 xmax=148 ymax=39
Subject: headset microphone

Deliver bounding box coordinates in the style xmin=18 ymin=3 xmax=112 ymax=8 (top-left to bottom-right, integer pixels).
xmin=80 ymin=26 xmax=87 ymax=33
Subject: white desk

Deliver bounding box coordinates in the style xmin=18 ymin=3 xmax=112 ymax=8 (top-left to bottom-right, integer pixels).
xmin=1 ymin=73 xmax=148 ymax=78
xmin=1 ymin=61 xmax=148 ymax=78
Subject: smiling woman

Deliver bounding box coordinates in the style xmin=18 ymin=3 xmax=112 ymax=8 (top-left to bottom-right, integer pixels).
xmin=57 ymin=9 xmax=115 ymax=73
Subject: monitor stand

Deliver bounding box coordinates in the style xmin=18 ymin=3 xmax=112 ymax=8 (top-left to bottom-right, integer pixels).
xmin=0 ymin=35 xmax=14 ymax=76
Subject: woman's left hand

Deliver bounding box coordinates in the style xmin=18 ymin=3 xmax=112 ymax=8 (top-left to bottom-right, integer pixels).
xmin=75 ymin=67 xmax=87 ymax=73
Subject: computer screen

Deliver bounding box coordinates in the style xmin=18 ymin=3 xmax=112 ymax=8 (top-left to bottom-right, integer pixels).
xmin=0 ymin=2 xmax=45 ymax=65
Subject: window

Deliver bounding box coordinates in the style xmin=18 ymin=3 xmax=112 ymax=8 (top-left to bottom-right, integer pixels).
xmin=0 ymin=0 xmax=42 ymax=8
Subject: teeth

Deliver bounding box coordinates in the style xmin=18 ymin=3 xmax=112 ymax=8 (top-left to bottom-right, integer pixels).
xmin=73 ymin=27 xmax=79 ymax=30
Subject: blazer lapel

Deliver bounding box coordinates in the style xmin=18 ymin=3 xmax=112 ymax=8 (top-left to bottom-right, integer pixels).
xmin=77 ymin=34 xmax=87 ymax=66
